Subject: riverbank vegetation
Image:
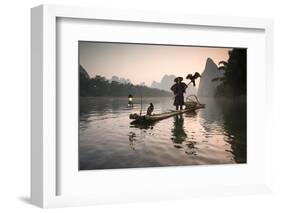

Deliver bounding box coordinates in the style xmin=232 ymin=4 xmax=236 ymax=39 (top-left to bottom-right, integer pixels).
xmin=213 ymin=48 xmax=247 ymax=97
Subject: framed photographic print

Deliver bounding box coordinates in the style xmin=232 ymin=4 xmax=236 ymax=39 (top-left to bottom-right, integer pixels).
xmin=31 ymin=4 xmax=274 ymax=208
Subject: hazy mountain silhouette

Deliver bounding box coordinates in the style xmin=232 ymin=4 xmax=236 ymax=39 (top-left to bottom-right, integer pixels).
xmin=110 ymin=75 xmax=131 ymax=84
xmin=151 ymin=74 xmax=176 ymax=91
xmin=185 ymin=82 xmax=197 ymax=95
xmin=79 ymin=65 xmax=171 ymax=97
xmin=151 ymin=74 xmax=197 ymax=95
xmin=139 ymin=82 xmax=146 ymax=86
xmin=197 ymin=58 xmax=224 ymax=97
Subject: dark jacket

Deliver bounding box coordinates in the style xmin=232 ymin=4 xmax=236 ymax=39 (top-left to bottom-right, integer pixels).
xmin=171 ymin=82 xmax=187 ymax=106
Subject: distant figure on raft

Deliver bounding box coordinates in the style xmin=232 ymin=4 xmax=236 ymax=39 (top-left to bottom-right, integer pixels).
xmin=146 ymin=103 xmax=154 ymax=116
xmin=171 ymin=77 xmax=187 ymax=110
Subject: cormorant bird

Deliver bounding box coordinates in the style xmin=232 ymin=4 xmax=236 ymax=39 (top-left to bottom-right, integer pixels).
xmin=186 ymin=72 xmax=201 ymax=86
xmin=146 ymin=103 xmax=154 ymax=116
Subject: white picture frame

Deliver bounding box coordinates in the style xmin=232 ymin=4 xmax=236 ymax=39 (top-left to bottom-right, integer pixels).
xmin=31 ymin=4 xmax=274 ymax=208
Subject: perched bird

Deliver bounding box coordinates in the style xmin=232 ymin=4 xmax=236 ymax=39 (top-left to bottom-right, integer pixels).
xmin=146 ymin=103 xmax=154 ymax=116
xmin=186 ymin=72 xmax=201 ymax=86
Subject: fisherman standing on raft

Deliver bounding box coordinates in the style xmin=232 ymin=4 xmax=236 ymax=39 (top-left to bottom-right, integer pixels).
xmin=171 ymin=77 xmax=187 ymax=110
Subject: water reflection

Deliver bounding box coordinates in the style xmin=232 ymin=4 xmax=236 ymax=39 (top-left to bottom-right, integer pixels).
xmin=218 ymin=98 xmax=247 ymax=163
xmin=199 ymin=97 xmax=246 ymax=163
xmin=128 ymin=131 xmax=137 ymax=150
xmin=171 ymin=114 xmax=187 ymax=148
xmin=79 ymin=97 xmax=246 ymax=170
xmin=130 ymin=120 xmax=156 ymax=130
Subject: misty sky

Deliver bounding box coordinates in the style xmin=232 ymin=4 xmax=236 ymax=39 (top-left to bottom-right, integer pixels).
xmin=79 ymin=41 xmax=231 ymax=86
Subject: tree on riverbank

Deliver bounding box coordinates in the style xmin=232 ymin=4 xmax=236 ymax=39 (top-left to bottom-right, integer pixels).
xmin=213 ymin=48 xmax=247 ymax=97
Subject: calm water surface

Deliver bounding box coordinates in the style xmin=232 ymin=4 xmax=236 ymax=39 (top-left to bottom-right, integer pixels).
xmin=79 ymin=97 xmax=246 ymax=170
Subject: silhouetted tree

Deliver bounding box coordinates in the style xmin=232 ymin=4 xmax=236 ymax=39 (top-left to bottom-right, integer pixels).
xmin=213 ymin=49 xmax=247 ymax=97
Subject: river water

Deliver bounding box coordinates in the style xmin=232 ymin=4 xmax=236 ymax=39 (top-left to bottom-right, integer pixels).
xmin=79 ymin=96 xmax=246 ymax=170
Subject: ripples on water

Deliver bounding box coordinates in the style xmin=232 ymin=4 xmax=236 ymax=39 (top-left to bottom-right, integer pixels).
xmin=79 ymin=97 xmax=246 ymax=170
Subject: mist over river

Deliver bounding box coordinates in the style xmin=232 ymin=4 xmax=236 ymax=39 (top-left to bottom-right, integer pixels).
xmin=79 ymin=97 xmax=246 ymax=170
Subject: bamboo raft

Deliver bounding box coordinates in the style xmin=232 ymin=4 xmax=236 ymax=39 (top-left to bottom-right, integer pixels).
xmin=129 ymin=95 xmax=205 ymax=125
